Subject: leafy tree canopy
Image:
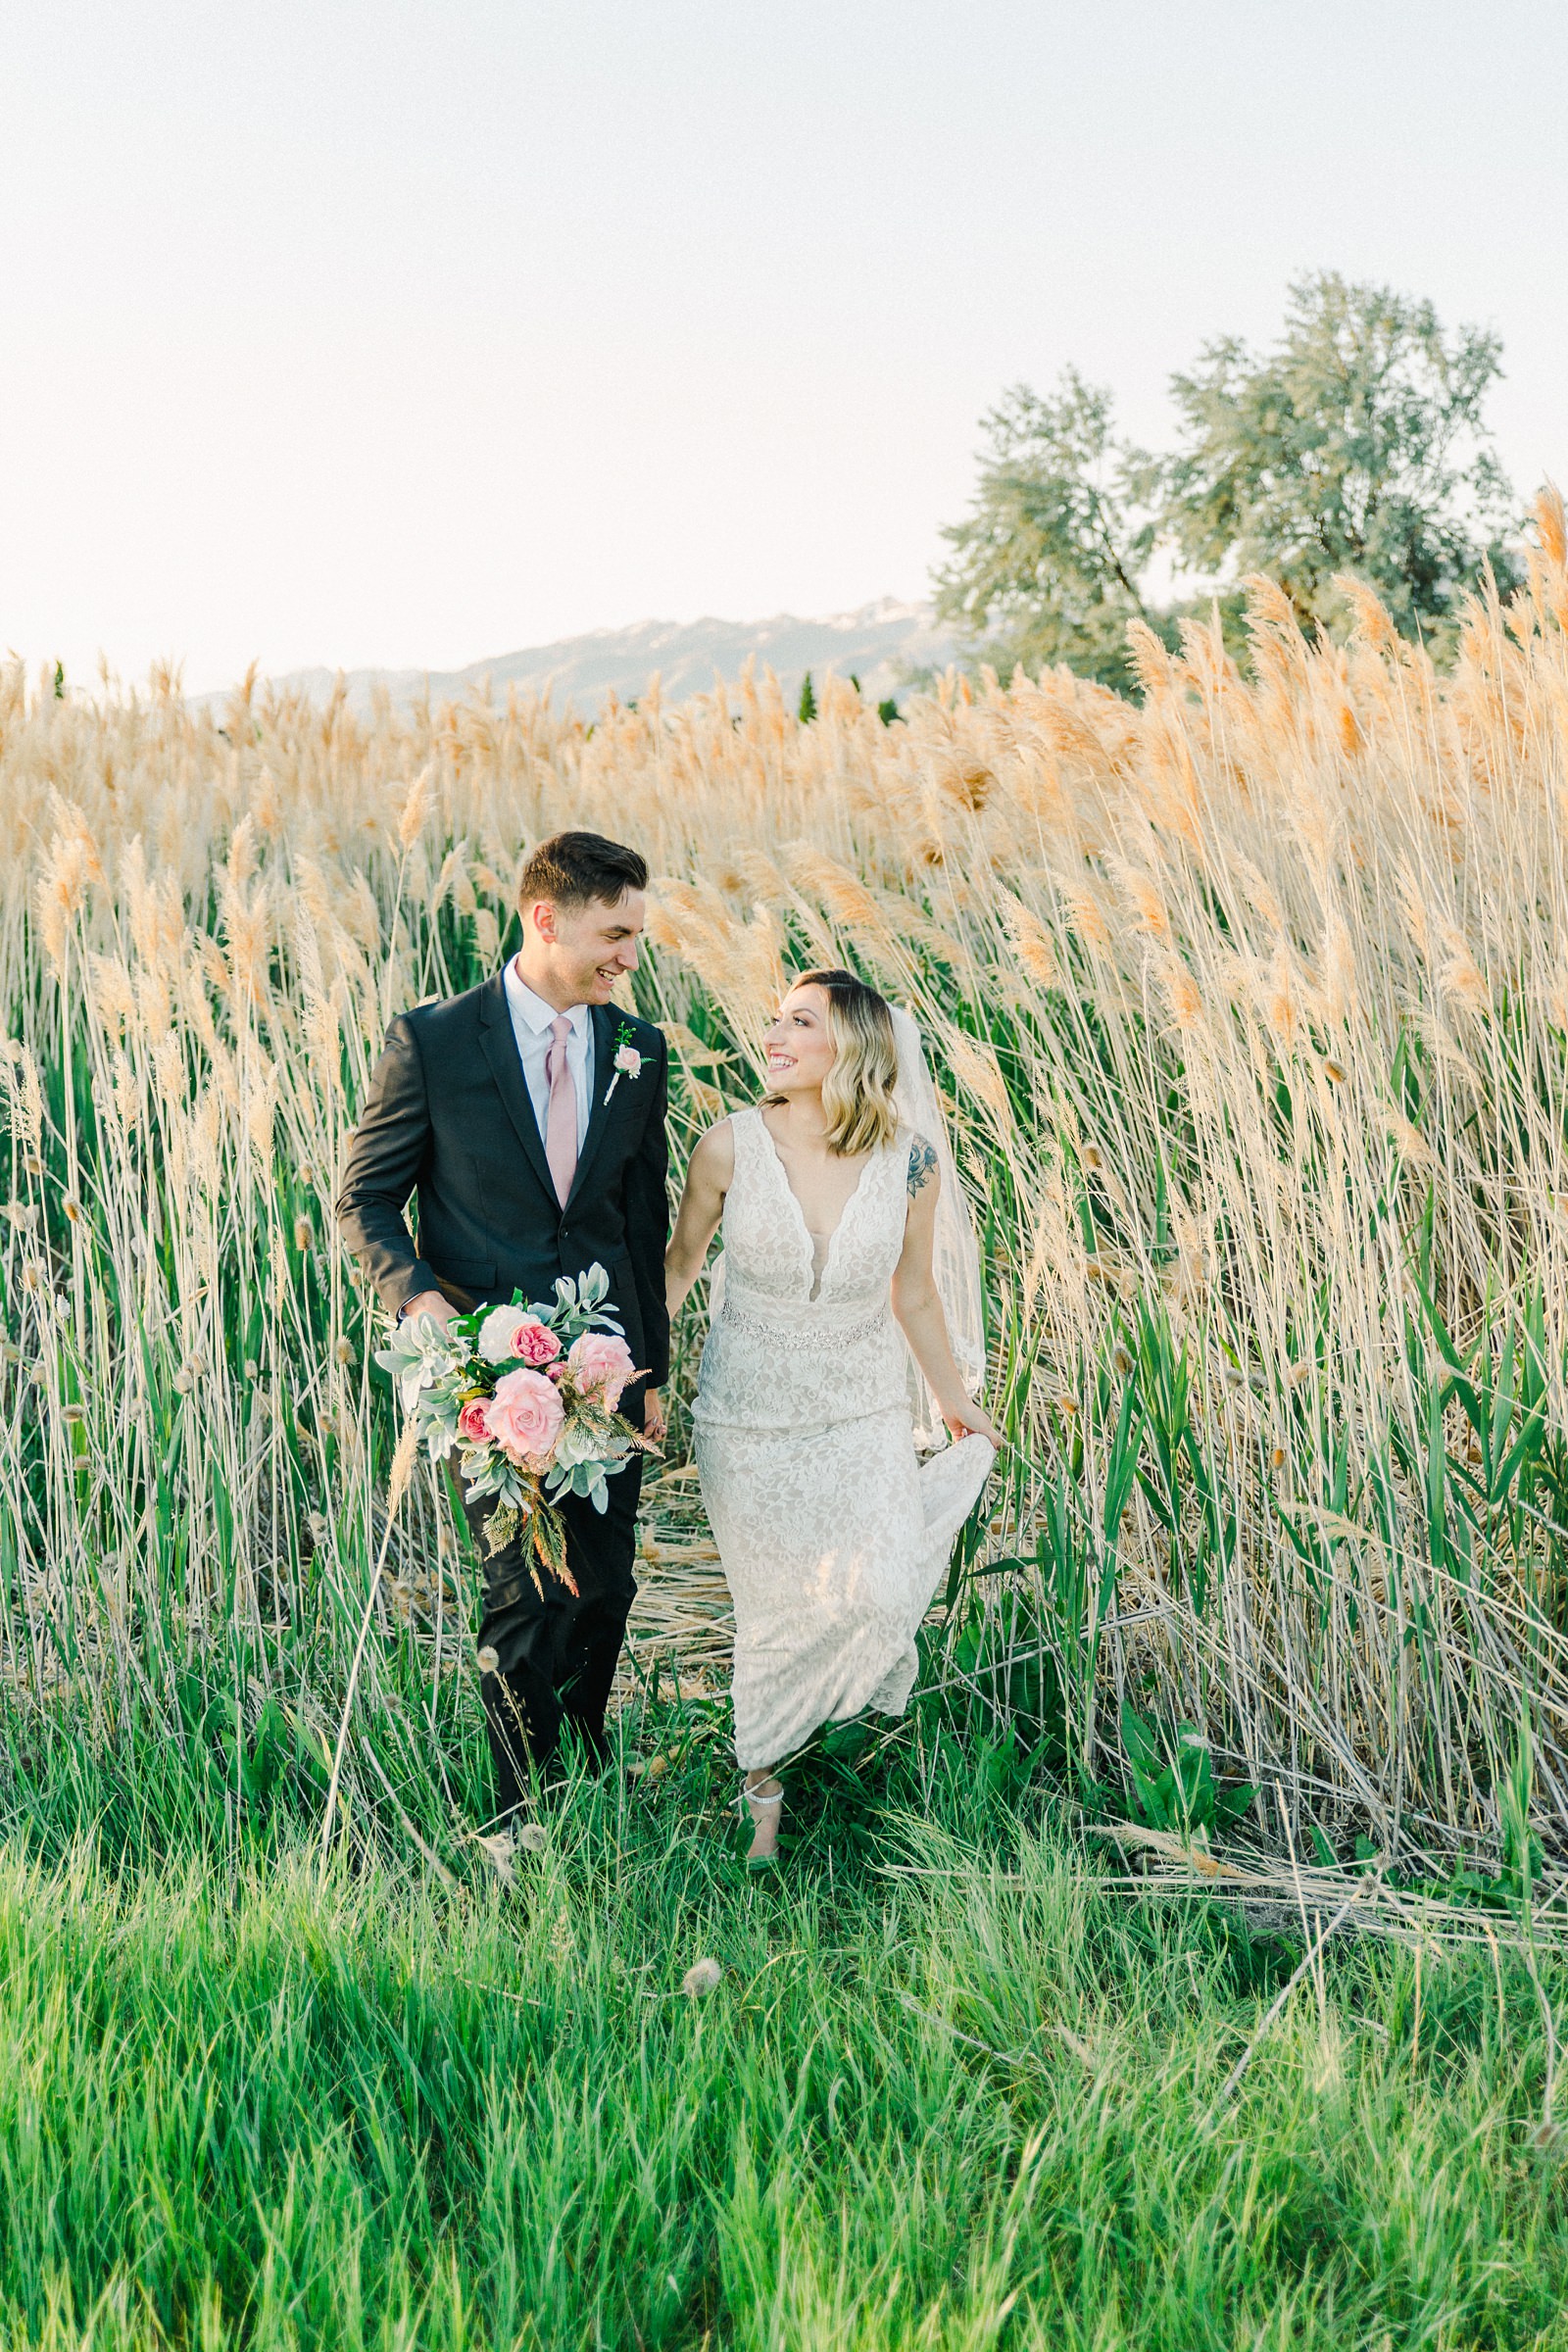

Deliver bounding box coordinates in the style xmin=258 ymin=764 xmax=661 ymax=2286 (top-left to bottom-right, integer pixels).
xmin=936 ymin=272 xmax=1522 ymax=689
xmin=933 ymin=370 xmax=1158 ymax=696
xmin=1162 ymin=271 xmax=1520 ymax=636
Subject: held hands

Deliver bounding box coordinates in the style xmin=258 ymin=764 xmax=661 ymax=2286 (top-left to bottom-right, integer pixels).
xmin=642 ymin=1387 xmax=667 ymax=1446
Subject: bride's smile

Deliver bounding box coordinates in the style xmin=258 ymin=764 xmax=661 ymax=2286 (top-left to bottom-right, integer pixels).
xmin=761 ymin=993 xmax=838 ymax=1092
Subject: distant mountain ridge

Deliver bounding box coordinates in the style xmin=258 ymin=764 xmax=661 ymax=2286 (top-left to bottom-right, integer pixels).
xmin=198 ymin=599 xmax=955 ymax=718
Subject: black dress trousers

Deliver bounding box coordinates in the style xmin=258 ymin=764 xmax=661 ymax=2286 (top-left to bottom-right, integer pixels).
xmin=466 ymin=1409 xmax=644 ymax=1819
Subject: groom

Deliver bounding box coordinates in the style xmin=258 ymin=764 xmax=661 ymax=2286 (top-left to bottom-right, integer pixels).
xmin=335 ymin=830 xmax=669 ymax=1822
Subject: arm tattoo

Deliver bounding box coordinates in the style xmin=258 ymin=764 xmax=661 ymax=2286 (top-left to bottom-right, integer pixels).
xmin=906 ymin=1135 xmax=938 ymax=1199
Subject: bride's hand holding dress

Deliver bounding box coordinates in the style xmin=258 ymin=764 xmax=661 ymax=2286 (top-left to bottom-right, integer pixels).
xmin=889 ymin=1139 xmax=1004 ymax=1450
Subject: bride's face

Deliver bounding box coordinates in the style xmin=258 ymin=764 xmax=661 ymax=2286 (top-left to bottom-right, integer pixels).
xmin=763 ymin=986 xmax=836 ymax=1096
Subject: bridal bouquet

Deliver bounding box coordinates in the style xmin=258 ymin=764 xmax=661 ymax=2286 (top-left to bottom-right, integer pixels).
xmin=374 ymin=1263 xmax=642 ymax=1593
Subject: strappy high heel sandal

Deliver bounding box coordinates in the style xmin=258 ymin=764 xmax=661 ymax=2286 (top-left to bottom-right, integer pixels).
xmin=738 ymin=1778 xmax=784 ymax=1871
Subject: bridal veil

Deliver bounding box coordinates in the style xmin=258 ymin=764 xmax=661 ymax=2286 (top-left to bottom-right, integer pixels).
xmin=889 ymin=1006 xmax=986 ymax=1446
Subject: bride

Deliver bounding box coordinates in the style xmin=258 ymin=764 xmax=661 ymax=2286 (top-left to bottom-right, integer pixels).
xmin=663 ymin=967 xmax=1002 ymax=1867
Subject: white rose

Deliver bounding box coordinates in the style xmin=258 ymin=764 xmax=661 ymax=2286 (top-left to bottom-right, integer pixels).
xmin=476 ymin=1304 xmax=527 ymax=1364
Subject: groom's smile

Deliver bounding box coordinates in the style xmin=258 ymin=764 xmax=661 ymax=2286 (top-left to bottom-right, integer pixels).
xmin=523 ymin=884 xmax=648 ymax=1009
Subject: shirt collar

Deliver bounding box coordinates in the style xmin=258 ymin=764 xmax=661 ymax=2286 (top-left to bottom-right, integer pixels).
xmin=505 ymin=959 xmax=590 ymax=1038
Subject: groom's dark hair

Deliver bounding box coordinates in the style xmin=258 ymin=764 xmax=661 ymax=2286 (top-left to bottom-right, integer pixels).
xmin=518 ymin=831 xmax=649 ymax=911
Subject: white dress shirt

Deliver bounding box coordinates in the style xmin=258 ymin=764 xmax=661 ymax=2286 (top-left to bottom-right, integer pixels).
xmin=503 ymin=960 xmax=595 ymax=1152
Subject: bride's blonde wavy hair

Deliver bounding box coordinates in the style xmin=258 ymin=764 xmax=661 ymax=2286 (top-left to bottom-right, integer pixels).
xmin=767 ymin=966 xmax=901 ymax=1156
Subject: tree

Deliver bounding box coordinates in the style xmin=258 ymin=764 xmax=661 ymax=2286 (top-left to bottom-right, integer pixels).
xmin=933 ymin=370 xmax=1161 ymax=696
xmin=1160 ymin=271 xmax=1520 ymax=639
xmin=934 ymin=275 xmax=1523 ymax=688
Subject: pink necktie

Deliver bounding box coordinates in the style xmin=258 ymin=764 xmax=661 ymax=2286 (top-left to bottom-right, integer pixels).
xmin=544 ymin=1014 xmax=578 ymax=1206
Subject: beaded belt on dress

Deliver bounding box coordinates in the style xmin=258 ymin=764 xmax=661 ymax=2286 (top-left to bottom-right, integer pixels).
xmin=720 ymin=1297 xmax=893 ymax=1351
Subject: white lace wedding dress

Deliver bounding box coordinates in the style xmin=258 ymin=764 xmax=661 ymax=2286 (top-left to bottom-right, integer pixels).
xmin=692 ymin=1106 xmax=995 ymax=1769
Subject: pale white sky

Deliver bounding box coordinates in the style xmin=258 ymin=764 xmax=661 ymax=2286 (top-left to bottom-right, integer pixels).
xmin=2 ymin=1 xmax=1563 ymax=693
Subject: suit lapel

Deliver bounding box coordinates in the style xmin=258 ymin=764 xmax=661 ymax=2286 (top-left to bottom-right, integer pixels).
xmin=565 ymin=1002 xmax=618 ymax=1210
xmin=476 ymin=973 xmax=557 ymax=1204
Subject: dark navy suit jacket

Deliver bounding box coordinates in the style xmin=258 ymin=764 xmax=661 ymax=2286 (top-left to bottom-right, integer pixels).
xmin=335 ymin=975 xmax=670 ymax=1389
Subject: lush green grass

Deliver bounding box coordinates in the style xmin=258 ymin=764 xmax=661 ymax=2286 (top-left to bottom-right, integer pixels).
xmin=0 ymin=1715 xmax=1564 ymax=2351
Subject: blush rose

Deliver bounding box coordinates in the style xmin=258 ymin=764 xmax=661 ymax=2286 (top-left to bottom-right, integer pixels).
xmin=484 ymin=1366 xmax=565 ymax=1465
xmin=566 ymin=1331 xmax=637 ymax=1411
xmin=512 ymin=1316 xmax=562 ymax=1366
xmin=457 ymin=1397 xmax=491 ymax=1446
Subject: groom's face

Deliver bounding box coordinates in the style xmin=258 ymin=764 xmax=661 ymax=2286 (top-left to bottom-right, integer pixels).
xmin=531 ymin=886 xmax=647 ymax=1006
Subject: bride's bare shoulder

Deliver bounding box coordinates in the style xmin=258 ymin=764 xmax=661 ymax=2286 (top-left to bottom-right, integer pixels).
xmin=689 ymin=1113 xmax=739 ymax=1189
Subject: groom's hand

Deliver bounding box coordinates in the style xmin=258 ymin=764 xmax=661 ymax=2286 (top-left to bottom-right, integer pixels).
xmin=642 ymin=1387 xmax=666 ymax=1446
xmin=402 ymin=1288 xmax=458 ymax=1328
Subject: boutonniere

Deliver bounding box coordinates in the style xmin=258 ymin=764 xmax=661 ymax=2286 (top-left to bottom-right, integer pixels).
xmin=602 ymin=1018 xmax=643 ymax=1105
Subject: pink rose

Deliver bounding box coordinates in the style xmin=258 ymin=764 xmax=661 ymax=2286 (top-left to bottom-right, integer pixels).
xmin=484 ymin=1366 xmax=565 ymax=1465
xmin=457 ymin=1397 xmax=491 ymax=1446
xmin=512 ymin=1316 xmax=562 ymax=1366
xmin=566 ymin=1331 xmax=637 ymax=1411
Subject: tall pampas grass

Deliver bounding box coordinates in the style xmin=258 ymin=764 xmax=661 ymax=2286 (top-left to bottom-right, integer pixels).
xmin=3 ymin=514 xmax=1568 ymax=1869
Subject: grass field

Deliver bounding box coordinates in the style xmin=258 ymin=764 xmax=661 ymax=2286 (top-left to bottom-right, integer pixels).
xmin=6 ymin=520 xmax=1568 ymax=2340
xmin=4 ymin=1721 xmax=1568 ymax=2352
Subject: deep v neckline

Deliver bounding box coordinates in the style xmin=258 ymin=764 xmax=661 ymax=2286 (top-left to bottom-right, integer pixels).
xmin=754 ymin=1109 xmax=877 ymax=1302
